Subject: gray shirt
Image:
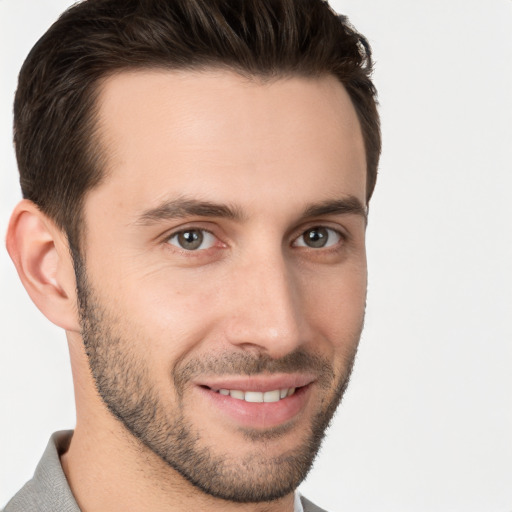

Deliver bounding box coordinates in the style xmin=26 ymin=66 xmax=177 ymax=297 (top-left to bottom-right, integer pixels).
xmin=3 ymin=431 xmax=327 ymax=512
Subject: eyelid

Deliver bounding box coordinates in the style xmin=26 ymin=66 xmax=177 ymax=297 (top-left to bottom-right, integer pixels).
xmin=160 ymin=220 xmax=220 ymax=241
xmin=292 ymin=226 xmax=345 ymax=249
xmin=166 ymin=228 xmax=218 ymax=251
xmin=292 ymin=220 xmax=348 ymax=241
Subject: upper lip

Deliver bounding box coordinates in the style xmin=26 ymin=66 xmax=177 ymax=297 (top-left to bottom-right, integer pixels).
xmin=194 ymin=373 xmax=316 ymax=392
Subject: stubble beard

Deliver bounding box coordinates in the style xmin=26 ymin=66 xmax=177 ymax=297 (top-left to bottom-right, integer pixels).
xmin=75 ymin=261 xmax=361 ymax=503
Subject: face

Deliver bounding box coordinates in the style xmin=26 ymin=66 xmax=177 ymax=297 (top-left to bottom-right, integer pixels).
xmin=77 ymin=70 xmax=367 ymax=502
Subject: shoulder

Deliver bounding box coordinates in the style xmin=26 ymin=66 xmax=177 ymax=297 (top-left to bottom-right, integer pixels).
xmin=3 ymin=431 xmax=80 ymax=512
xmin=3 ymin=479 xmax=47 ymax=512
xmin=300 ymin=495 xmax=330 ymax=512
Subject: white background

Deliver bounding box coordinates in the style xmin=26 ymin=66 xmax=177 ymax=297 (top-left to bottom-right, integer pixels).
xmin=1 ymin=1 xmax=511 ymax=511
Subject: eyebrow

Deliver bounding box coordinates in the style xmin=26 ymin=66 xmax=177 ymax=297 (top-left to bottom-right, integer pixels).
xmin=302 ymin=197 xmax=367 ymax=222
xmin=136 ymin=197 xmax=245 ymax=225
xmin=135 ymin=195 xmax=367 ymax=226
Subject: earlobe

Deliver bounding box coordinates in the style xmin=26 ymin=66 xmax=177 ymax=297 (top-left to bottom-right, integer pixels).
xmin=6 ymin=199 xmax=81 ymax=333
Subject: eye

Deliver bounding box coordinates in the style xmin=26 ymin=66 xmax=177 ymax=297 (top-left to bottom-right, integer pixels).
xmin=293 ymin=226 xmax=342 ymax=249
xmin=167 ymin=229 xmax=217 ymax=251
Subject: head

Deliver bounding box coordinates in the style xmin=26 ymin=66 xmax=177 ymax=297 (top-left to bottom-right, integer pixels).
xmin=14 ymin=0 xmax=379 ymax=255
xmin=8 ymin=0 xmax=380 ymax=505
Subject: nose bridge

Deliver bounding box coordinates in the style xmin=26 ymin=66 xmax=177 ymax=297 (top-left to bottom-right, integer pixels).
xmin=226 ymin=246 xmax=304 ymax=357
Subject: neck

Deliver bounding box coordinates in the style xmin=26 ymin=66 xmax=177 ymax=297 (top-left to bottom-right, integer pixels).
xmin=61 ymin=416 xmax=295 ymax=512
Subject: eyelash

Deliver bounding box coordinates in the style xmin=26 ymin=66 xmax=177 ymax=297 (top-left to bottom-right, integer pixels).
xmin=166 ymin=228 xmax=219 ymax=252
xmin=292 ymin=226 xmax=345 ymax=249
xmin=165 ymin=225 xmax=346 ymax=253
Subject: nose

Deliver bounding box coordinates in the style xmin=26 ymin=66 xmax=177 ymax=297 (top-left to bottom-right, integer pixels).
xmin=224 ymin=248 xmax=307 ymax=359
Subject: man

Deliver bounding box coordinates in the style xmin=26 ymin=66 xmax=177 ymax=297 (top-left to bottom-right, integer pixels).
xmin=4 ymin=0 xmax=380 ymax=510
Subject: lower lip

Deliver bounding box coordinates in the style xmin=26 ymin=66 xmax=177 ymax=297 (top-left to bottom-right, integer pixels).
xmin=196 ymin=385 xmax=311 ymax=429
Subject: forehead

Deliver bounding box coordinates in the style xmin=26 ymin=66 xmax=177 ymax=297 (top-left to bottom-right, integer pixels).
xmin=90 ymin=69 xmax=366 ymax=217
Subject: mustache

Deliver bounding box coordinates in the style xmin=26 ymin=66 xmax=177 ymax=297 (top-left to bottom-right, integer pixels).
xmin=173 ymin=349 xmax=335 ymax=396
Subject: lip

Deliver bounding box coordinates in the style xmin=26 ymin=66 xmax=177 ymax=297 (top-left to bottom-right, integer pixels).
xmin=195 ymin=373 xmax=316 ymax=392
xmin=194 ymin=373 xmax=316 ymax=429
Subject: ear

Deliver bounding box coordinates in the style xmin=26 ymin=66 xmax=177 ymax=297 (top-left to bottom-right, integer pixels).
xmin=6 ymin=199 xmax=81 ymax=333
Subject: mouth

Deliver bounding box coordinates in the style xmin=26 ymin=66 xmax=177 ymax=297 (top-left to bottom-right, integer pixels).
xmin=194 ymin=376 xmax=314 ymax=429
xmin=209 ymin=387 xmax=297 ymax=403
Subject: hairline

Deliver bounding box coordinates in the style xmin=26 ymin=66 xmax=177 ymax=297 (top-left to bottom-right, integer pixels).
xmin=72 ymin=64 xmax=365 ymax=257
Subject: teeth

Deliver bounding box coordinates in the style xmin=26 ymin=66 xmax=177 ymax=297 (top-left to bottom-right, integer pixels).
xmin=230 ymin=390 xmax=245 ymax=400
xmin=245 ymin=391 xmax=263 ymax=403
xmin=263 ymin=390 xmax=280 ymax=403
xmin=215 ymin=387 xmax=297 ymax=402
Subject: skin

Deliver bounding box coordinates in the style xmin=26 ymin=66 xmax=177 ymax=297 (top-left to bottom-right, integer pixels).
xmin=7 ymin=69 xmax=368 ymax=512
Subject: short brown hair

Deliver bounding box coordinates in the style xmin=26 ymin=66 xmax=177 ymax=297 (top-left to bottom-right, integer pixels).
xmin=14 ymin=0 xmax=380 ymax=252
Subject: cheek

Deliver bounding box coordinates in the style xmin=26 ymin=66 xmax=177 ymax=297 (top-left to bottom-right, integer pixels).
xmin=301 ymin=261 xmax=367 ymax=346
xmin=107 ymin=269 xmax=223 ymax=361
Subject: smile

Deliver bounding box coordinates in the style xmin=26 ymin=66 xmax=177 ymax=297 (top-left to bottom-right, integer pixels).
xmin=197 ymin=380 xmax=312 ymax=428
xmin=212 ymin=388 xmax=296 ymax=402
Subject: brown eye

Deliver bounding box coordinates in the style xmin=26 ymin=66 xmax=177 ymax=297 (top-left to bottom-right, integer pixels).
xmin=294 ymin=227 xmax=341 ymax=249
xmin=168 ymin=229 xmax=216 ymax=251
